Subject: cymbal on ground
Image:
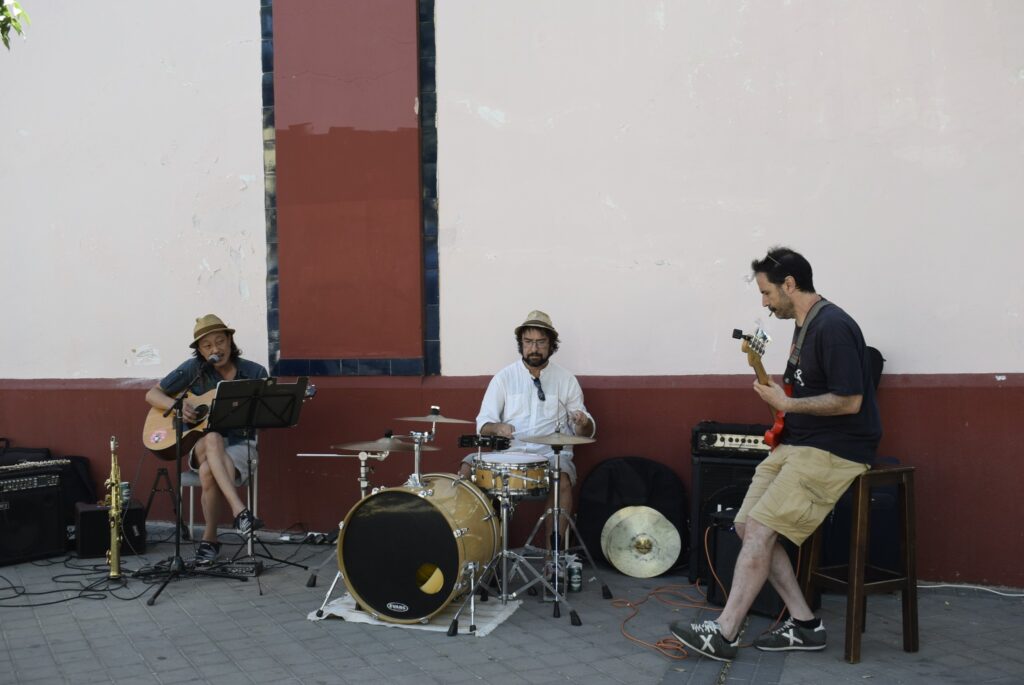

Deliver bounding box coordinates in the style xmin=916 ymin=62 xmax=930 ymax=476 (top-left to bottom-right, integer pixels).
xmin=600 ymin=506 xmax=681 ymax=578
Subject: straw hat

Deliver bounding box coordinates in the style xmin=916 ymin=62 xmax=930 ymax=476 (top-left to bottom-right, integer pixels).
xmin=515 ymin=310 xmax=557 ymax=338
xmin=190 ymin=314 xmax=235 ymax=348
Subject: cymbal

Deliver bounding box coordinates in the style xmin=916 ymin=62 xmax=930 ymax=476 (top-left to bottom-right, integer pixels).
xmin=330 ymin=437 xmax=440 ymax=453
xmin=396 ymin=413 xmax=474 ymax=425
xmin=600 ymin=506 xmax=681 ymax=578
xmin=520 ymin=432 xmax=596 ymax=446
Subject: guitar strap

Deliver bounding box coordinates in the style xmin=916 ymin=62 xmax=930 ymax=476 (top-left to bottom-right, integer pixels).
xmin=783 ymin=297 xmax=830 ymax=386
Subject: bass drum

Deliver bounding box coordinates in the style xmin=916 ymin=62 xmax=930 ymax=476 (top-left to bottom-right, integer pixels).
xmin=337 ymin=473 xmax=499 ymax=623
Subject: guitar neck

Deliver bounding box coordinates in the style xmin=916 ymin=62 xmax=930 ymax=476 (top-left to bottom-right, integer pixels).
xmin=750 ymin=356 xmax=772 ymax=386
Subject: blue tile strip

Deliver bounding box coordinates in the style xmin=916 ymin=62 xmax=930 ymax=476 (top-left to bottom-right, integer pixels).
xmin=419 ymin=0 xmax=440 ymax=375
xmin=262 ymin=0 xmax=438 ymax=376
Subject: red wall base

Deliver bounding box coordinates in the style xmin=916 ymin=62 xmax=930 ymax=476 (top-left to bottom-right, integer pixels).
xmin=1 ymin=374 xmax=1019 ymax=587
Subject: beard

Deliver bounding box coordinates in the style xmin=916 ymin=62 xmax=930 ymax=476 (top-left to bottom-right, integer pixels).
xmin=770 ymin=293 xmax=796 ymax=319
xmin=522 ymin=352 xmax=548 ymax=368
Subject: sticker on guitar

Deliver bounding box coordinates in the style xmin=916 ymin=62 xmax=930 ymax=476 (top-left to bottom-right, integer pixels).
xmin=732 ymin=328 xmax=787 ymax=449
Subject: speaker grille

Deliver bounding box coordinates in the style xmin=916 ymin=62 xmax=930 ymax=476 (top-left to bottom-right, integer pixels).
xmin=688 ymin=456 xmax=760 ymax=584
xmin=0 ymin=473 xmax=65 ymax=566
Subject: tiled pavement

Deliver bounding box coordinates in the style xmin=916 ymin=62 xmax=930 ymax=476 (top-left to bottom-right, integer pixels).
xmin=1 ymin=523 xmax=1023 ymax=684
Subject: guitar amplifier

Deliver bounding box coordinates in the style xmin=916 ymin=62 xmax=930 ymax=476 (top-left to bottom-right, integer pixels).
xmin=0 ymin=468 xmax=66 ymax=566
xmin=75 ymin=500 xmax=148 ymax=558
xmin=688 ymin=421 xmax=772 ymax=584
xmin=706 ymin=509 xmax=815 ymax=616
xmin=691 ymin=421 xmax=772 ymax=459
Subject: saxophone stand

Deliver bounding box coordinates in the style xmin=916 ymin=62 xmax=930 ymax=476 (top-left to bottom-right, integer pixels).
xmin=142 ymin=367 xmax=244 ymax=606
xmin=517 ymin=434 xmax=613 ymax=604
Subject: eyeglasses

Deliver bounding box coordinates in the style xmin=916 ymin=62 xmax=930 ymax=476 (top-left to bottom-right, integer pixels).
xmin=532 ymin=377 xmax=546 ymax=402
xmin=522 ymin=338 xmax=550 ymax=349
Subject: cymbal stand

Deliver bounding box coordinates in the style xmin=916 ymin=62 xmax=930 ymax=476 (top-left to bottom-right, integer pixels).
xmin=403 ymin=426 xmax=436 ymax=488
xmin=519 ymin=445 xmax=613 ymax=601
xmin=448 ymin=477 xmax=582 ymax=635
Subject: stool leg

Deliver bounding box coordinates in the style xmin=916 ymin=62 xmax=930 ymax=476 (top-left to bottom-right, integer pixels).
xmin=799 ymin=529 xmax=822 ymax=609
xmin=900 ymin=473 xmax=920 ymax=652
xmin=845 ymin=475 xmax=871 ymax=664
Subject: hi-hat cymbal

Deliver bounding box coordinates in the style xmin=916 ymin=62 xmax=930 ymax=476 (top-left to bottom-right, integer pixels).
xmin=330 ymin=437 xmax=440 ymax=453
xmin=520 ymin=432 xmax=596 ymax=446
xmin=600 ymin=506 xmax=681 ymax=578
xmin=396 ymin=413 xmax=474 ymax=425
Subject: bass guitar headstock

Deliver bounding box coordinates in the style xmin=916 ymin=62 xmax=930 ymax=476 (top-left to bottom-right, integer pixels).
xmin=733 ymin=328 xmax=770 ymax=364
xmin=732 ymin=328 xmax=772 ymax=385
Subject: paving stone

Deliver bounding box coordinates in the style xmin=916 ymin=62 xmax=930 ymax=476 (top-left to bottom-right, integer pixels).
xmin=4 ymin=540 xmax=1022 ymax=685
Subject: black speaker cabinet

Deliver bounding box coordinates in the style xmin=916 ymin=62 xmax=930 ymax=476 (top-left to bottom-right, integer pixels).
xmin=705 ymin=509 xmax=816 ymax=617
xmin=75 ymin=500 xmax=147 ymax=558
xmin=0 ymin=469 xmax=66 ymax=566
xmin=689 ymin=455 xmax=761 ymax=584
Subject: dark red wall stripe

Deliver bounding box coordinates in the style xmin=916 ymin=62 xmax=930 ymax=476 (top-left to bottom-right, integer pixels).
xmin=1 ymin=374 xmax=1020 ymax=587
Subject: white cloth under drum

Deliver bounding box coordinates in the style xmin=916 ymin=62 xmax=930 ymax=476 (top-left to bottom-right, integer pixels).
xmin=308 ymin=593 xmax=521 ymax=638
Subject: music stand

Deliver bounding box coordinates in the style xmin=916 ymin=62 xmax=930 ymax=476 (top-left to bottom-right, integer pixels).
xmin=206 ymin=377 xmax=310 ymax=572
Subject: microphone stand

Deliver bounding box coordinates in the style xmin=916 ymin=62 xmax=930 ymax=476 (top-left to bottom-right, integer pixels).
xmin=144 ymin=359 xmax=244 ymax=605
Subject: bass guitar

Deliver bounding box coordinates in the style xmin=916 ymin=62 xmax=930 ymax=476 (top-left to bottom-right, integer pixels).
xmin=732 ymin=328 xmax=788 ymax=449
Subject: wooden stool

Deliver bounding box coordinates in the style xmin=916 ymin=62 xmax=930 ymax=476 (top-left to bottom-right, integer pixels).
xmin=799 ymin=465 xmax=919 ymax=663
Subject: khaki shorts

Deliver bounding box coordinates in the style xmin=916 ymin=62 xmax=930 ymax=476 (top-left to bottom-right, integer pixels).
xmin=734 ymin=444 xmax=869 ymax=545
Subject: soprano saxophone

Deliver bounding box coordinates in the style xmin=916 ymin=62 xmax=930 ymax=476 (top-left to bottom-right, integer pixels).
xmin=105 ymin=435 xmax=123 ymax=579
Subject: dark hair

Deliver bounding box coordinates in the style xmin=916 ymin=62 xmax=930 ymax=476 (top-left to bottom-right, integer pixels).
xmin=192 ymin=339 xmax=242 ymax=362
xmin=516 ymin=327 xmax=560 ymax=355
xmin=751 ymin=246 xmax=815 ymax=293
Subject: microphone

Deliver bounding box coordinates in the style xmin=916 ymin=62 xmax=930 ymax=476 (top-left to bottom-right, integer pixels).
xmin=205 ymin=353 xmax=221 ymax=366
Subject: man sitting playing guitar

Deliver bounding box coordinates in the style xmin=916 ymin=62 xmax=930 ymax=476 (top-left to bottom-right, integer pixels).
xmin=145 ymin=314 xmax=268 ymax=565
xmin=670 ymin=247 xmax=882 ymax=662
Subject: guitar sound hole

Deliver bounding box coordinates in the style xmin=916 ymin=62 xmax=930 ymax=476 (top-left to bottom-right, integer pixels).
xmin=194 ymin=405 xmax=209 ymax=421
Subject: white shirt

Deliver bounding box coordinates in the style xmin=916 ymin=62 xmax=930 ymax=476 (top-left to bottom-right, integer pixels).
xmin=476 ymin=359 xmax=596 ymax=459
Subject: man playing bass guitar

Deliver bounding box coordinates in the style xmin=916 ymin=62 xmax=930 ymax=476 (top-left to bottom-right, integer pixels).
xmin=671 ymin=247 xmax=882 ymax=662
xmin=145 ymin=314 xmax=268 ymax=565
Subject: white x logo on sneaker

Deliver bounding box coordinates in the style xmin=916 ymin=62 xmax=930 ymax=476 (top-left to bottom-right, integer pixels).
xmin=781 ymin=628 xmax=803 ymax=646
xmin=701 ymin=635 xmax=716 ymax=652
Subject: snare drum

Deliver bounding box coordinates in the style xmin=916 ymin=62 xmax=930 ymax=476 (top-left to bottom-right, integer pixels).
xmin=337 ymin=473 xmax=498 ymax=624
xmin=473 ymin=451 xmax=550 ymax=498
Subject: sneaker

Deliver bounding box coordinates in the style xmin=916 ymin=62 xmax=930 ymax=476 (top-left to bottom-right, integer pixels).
xmin=753 ymin=617 xmax=827 ymax=652
xmin=195 ymin=541 xmax=221 ymax=566
xmin=670 ymin=619 xmax=739 ymax=662
xmin=233 ymin=508 xmax=264 ymax=537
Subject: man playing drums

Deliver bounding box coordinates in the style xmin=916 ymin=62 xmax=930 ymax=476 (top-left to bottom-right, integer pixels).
xmin=460 ymin=310 xmax=595 ymax=528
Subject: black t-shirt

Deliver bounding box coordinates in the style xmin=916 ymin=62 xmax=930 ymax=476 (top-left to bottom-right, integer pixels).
xmin=782 ymin=303 xmax=882 ymax=464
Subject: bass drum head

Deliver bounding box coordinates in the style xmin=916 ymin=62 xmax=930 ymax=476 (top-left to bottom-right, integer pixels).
xmin=339 ymin=483 xmax=463 ymax=622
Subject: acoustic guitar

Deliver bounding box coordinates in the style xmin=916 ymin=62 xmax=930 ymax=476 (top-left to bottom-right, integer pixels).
xmin=142 ymin=381 xmax=316 ymax=461
xmin=734 ymin=328 xmax=787 ymax=448
xmin=142 ymin=388 xmax=219 ymax=461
